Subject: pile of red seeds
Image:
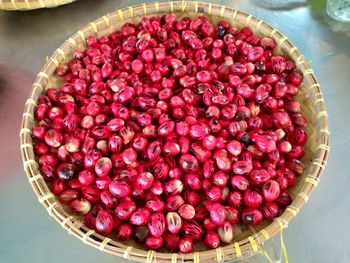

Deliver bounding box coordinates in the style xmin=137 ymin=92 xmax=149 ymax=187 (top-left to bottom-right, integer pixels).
xmin=33 ymin=14 xmax=308 ymax=252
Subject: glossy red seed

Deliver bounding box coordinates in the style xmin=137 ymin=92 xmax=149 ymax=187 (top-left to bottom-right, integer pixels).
xmin=148 ymin=212 xmax=165 ymax=237
xmin=130 ymin=208 xmax=151 ymax=226
xmin=95 ymin=210 xmax=114 ymax=235
xmin=242 ymin=208 xmax=263 ymax=226
xmin=109 ymin=180 xmax=131 ymax=197
xmin=244 ymin=189 xmax=263 ymax=208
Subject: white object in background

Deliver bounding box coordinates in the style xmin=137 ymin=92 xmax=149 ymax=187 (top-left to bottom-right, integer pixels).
xmin=327 ymin=0 xmax=350 ymax=22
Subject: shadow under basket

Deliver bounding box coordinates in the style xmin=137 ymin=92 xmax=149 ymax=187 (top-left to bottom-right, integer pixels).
xmin=0 ymin=0 xmax=76 ymax=10
xmin=20 ymin=1 xmax=330 ymax=262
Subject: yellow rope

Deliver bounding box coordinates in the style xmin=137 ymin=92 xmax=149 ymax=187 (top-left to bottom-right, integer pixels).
xmin=82 ymin=230 xmax=95 ymax=243
xmin=288 ymin=47 xmax=298 ymax=57
xmin=128 ymin=7 xmax=134 ymax=18
xmin=90 ymin=22 xmax=98 ymax=33
xmin=317 ymin=144 xmax=330 ymax=151
xmin=77 ymin=31 xmax=85 ymax=41
xmin=68 ymin=37 xmax=77 ymax=46
xmin=32 ymin=82 xmax=43 ymax=92
xmin=232 ymin=9 xmax=238 ymax=21
xmin=261 ymin=229 xmax=289 ymax=263
xmin=233 ymin=242 xmax=242 ymax=258
xmin=216 ymin=247 xmax=223 ymax=262
xmin=171 ymin=253 xmax=177 ymax=263
xmin=23 ymin=112 xmax=33 ymax=119
xmin=103 ymin=15 xmax=110 ymax=26
xmin=278 ymin=37 xmax=288 ymax=47
xmin=25 ymin=98 xmax=37 ymax=106
xmin=248 ymin=237 xmax=259 ymax=253
xmin=208 ymin=3 xmax=212 ymax=15
xmin=256 ymin=20 xmax=263 ymax=31
xmin=313 ymin=159 xmax=326 ymax=169
xmin=38 ymin=0 xmax=45 ymax=7
xmin=304 ymin=69 xmax=314 ymax=75
xmin=313 ymin=98 xmax=325 ymax=106
xmin=155 ymin=2 xmax=159 ymax=12
xmin=261 ymin=250 xmax=275 ymax=263
xmin=10 ymin=0 xmax=18 ymax=9
xmin=146 ymin=250 xmax=155 ymax=263
xmin=19 ymin=128 xmax=32 ymax=136
xmin=50 ymin=57 xmax=59 ymax=67
xmin=193 ymin=252 xmax=200 ymax=263
xmin=320 ymin=128 xmax=330 ymax=135
xmin=305 ymin=177 xmax=319 ymax=186
xmin=68 ymin=221 xmax=83 ymax=235
xmin=37 ymin=71 xmax=49 ymax=80
xmin=310 ymin=83 xmax=320 ymax=90
xmin=123 ymin=246 xmax=132 ymax=259
xmin=280 ymin=229 xmax=289 ymax=263
xmin=245 ymin=15 xmax=252 ymax=26
xmin=29 ymin=174 xmax=42 ymax=182
xmin=275 ymin=217 xmax=288 ymax=229
xmin=23 ymin=159 xmax=36 ymax=168
xmin=295 ymin=56 xmax=305 ymax=66
xmin=317 ymin=111 xmax=328 ymax=119
xmin=56 ymin=48 xmax=66 ymax=60
xmin=24 ymin=0 xmax=30 ymax=9
xmin=47 ymin=202 xmax=58 ymax=217
xmin=21 ymin=143 xmax=33 ymax=149
xmin=118 ymin=9 xmax=124 ymax=22
xmin=181 ymin=0 xmax=186 ymax=13
xmin=260 ymin=229 xmax=270 ymax=240
xmin=60 ymin=216 xmax=73 ymax=228
xmin=269 ymin=29 xmax=277 ymax=38
xmin=220 ymin=6 xmax=225 ymax=17
xmin=286 ymin=206 xmax=299 ymax=217
xmin=38 ymin=193 xmax=55 ymax=203
xmin=99 ymin=238 xmax=111 ymax=251
xmin=298 ymin=192 xmax=309 ymax=202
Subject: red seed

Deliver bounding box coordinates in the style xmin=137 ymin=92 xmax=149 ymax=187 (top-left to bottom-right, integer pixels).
xmin=136 ymin=172 xmax=154 ymax=190
xmin=109 ymin=180 xmax=131 ymax=198
xmin=209 ymin=203 xmax=226 ymax=225
xmin=261 ymin=202 xmax=280 ymax=220
xmin=179 ymin=237 xmax=193 ymax=253
xmin=148 ymin=212 xmax=165 ymax=237
xmin=204 ymin=231 xmax=220 ymax=248
xmin=130 ymin=208 xmax=151 ymax=226
xmin=242 ymin=208 xmax=263 ymax=226
xmin=263 ymin=180 xmax=281 ymax=201
xmin=243 ymin=189 xmax=263 ymax=208
xmin=117 ymin=224 xmax=133 ymax=241
xmin=95 ymin=210 xmax=114 ymax=235
xmin=59 ymin=189 xmax=79 ymax=205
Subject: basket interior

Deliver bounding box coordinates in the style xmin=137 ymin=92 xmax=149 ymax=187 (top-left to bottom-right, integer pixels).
xmin=21 ymin=2 xmax=329 ymax=262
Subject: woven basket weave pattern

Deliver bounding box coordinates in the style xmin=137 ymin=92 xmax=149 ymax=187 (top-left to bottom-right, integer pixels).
xmin=20 ymin=2 xmax=329 ymax=262
xmin=0 ymin=0 xmax=76 ymax=10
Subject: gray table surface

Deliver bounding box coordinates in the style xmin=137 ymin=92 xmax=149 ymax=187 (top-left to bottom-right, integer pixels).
xmin=0 ymin=0 xmax=349 ymax=262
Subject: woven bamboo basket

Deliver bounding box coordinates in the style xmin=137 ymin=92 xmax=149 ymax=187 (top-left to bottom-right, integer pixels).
xmin=20 ymin=1 xmax=330 ymax=262
xmin=0 ymin=0 xmax=76 ymax=10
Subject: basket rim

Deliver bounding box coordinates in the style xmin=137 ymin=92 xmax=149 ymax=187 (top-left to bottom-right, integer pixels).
xmin=20 ymin=1 xmax=330 ymax=262
xmin=0 ymin=0 xmax=76 ymax=11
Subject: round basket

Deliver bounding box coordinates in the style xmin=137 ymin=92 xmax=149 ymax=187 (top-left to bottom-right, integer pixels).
xmin=0 ymin=0 xmax=76 ymax=10
xmin=20 ymin=1 xmax=330 ymax=262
